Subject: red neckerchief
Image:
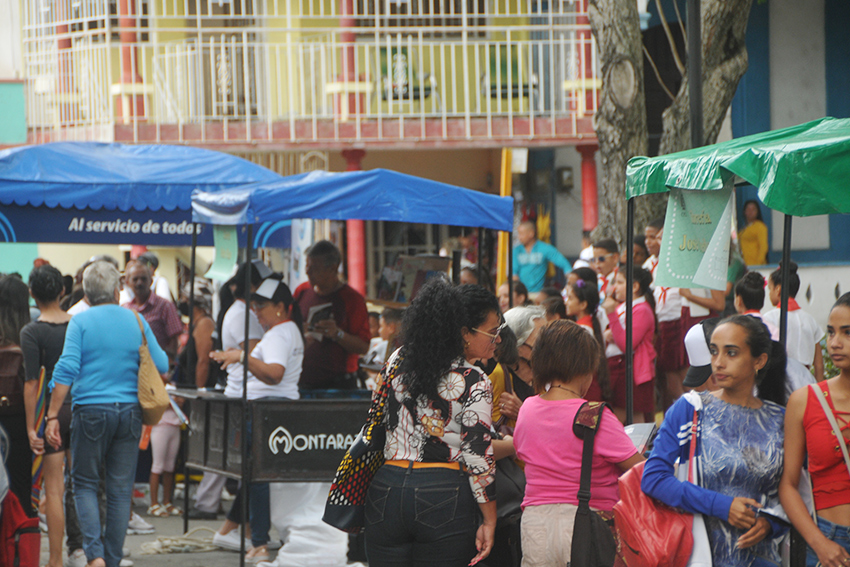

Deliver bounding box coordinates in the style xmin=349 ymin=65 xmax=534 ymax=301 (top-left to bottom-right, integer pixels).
xmin=576 ymin=314 xmax=593 ymax=328
xmin=648 ymin=257 xmax=658 ymax=276
xmin=600 ymin=267 xmax=618 ymax=295
xmin=744 ymin=309 xmax=762 ymax=316
xmin=787 ymin=298 xmax=801 ymax=312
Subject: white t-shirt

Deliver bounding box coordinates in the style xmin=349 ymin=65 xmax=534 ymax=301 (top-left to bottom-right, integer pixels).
xmin=68 ymin=300 xmax=90 ymax=315
xmin=681 ymin=288 xmax=712 ymax=318
xmin=241 ymin=321 xmax=303 ymax=401
xmin=762 ymin=307 xmax=824 ymax=367
xmin=644 ymin=255 xmax=682 ymax=322
xmin=222 ymin=300 xmax=265 ymax=399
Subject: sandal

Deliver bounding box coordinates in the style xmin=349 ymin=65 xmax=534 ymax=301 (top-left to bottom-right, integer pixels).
xmin=146 ymin=503 xmax=168 ymax=518
xmin=163 ymin=503 xmax=182 ymax=516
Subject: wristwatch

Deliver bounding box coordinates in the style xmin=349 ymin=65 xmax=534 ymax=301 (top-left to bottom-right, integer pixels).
xmin=335 ymin=329 xmax=344 ymax=341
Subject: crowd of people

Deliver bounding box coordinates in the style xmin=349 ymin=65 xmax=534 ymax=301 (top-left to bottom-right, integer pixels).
xmin=0 ymin=239 xmax=373 ymax=567
xmin=362 ymin=215 xmax=848 ymax=567
xmin=1 ymin=215 xmax=849 ymax=567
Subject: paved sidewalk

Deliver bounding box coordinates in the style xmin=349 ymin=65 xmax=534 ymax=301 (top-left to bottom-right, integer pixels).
xmin=41 ymin=505 xmax=295 ymax=567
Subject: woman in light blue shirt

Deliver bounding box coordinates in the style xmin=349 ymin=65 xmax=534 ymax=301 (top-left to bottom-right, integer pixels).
xmin=46 ymin=261 xmax=168 ymax=567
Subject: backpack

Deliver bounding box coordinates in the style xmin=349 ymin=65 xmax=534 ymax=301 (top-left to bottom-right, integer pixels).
xmin=0 ymin=491 xmax=40 ymax=567
xmin=0 ymin=345 xmax=24 ymax=415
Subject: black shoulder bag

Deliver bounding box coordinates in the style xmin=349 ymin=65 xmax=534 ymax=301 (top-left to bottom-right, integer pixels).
xmin=570 ymin=401 xmax=617 ymax=567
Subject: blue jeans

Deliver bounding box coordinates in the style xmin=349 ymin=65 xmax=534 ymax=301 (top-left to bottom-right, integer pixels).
xmin=364 ymin=464 xmax=478 ymax=567
xmin=71 ymin=403 xmax=142 ymax=567
xmin=226 ymin=482 xmax=272 ymax=547
xmin=806 ymin=516 xmax=850 ymax=567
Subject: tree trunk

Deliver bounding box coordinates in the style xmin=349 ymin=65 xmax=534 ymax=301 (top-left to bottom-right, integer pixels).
xmin=587 ymin=0 xmax=648 ymax=246
xmin=659 ymin=0 xmax=754 ymax=154
xmin=591 ymin=0 xmax=753 ymax=240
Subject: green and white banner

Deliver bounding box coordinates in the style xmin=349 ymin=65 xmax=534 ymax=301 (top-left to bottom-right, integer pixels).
xmin=655 ymin=182 xmax=734 ymax=291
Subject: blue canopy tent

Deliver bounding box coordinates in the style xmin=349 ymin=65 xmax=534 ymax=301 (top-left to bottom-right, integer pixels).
xmin=0 ymin=142 xmax=290 ymax=247
xmin=191 ymin=168 xmax=515 ymax=232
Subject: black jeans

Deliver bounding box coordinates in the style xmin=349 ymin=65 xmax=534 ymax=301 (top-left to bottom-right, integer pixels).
xmin=364 ymin=464 xmax=478 ymax=567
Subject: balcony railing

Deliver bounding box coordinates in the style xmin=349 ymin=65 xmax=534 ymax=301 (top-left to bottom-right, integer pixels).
xmin=22 ymin=0 xmax=600 ymax=147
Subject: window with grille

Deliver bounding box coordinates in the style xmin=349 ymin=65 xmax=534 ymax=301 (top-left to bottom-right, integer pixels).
xmin=69 ymin=0 xmax=150 ymax=42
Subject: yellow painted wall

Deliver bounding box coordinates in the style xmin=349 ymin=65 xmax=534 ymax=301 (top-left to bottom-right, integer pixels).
xmin=37 ymin=244 xmax=215 ymax=297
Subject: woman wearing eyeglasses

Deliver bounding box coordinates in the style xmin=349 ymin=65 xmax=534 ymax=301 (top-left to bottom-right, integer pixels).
xmin=364 ymin=281 xmax=500 ymax=567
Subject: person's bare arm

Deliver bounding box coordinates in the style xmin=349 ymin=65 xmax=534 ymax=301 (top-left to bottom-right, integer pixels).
xmin=779 ymin=387 xmax=850 ymax=566
xmin=616 ymin=452 xmax=645 ymax=472
xmin=678 ymin=289 xmax=725 ymax=312
xmin=313 ymin=319 xmax=369 ymax=354
xmin=24 ymin=380 xmax=43 ymax=455
xmin=45 ymin=384 xmax=70 ymax=450
xmin=210 ymin=348 xmax=285 ymax=385
xmin=193 ymin=318 xmax=215 ymax=388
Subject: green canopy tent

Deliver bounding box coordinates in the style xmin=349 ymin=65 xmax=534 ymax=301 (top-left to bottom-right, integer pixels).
xmin=620 ymin=116 xmax=850 ymax=424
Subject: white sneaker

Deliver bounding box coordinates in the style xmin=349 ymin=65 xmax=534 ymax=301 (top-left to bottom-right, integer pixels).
xmin=119 ymin=559 xmax=134 ymax=567
xmin=126 ymin=511 xmax=155 ymax=535
xmin=64 ymin=549 xmax=87 ymax=567
xmin=212 ymin=530 xmax=252 ymax=552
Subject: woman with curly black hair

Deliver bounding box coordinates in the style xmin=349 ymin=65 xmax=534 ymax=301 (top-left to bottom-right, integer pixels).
xmin=365 ymin=279 xmax=501 ymax=567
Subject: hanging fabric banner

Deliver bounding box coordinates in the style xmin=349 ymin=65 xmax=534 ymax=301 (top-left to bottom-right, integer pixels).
xmin=655 ymin=181 xmax=734 ymax=291
xmin=205 ymin=225 xmax=239 ymax=282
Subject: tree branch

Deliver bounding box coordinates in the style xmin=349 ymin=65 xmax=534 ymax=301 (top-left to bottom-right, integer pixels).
xmin=654 ymin=0 xmax=686 ymax=75
xmin=643 ymin=45 xmax=676 ymax=100
xmin=672 ymin=0 xmax=687 ymax=48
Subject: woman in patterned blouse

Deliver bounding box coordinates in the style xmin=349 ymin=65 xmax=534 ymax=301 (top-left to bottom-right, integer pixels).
xmin=365 ymin=279 xmax=501 ymax=567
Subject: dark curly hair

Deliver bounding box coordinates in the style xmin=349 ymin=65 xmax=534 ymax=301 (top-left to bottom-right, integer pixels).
xmin=29 ymin=265 xmax=65 ymax=305
xmin=399 ymin=280 xmax=500 ymax=402
xmin=457 ymin=284 xmax=502 ymax=332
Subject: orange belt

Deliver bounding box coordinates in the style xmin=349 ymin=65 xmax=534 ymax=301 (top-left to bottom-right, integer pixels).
xmin=385 ymin=460 xmax=461 ymax=471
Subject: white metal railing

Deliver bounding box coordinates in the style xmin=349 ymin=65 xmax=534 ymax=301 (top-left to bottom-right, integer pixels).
xmin=22 ymin=0 xmax=601 ymax=144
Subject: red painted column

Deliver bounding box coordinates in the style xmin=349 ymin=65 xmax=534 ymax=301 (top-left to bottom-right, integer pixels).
xmin=577 ymin=144 xmax=599 ymax=232
xmin=343 ymin=149 xmax=367 ymax=296
xmin=117 ymin=0 xmax=146 ymax=120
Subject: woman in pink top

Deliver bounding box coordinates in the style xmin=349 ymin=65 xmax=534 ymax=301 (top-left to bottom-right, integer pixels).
xmin=514 ymin=320 xmax=643 ymax=567
xmin=603 ymin=267 xmax=657 ymax=423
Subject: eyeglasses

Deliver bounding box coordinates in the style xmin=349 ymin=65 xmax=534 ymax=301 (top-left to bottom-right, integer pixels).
xmin=472 ymin=322 xmax=508 ymax=344
xmin=592 ymin=253 xmax=616 ymax=263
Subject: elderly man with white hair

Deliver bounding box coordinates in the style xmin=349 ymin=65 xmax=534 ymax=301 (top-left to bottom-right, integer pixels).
xmin=496 ymin=305 xmax=547 ymax=424
xmin=46 ymin=261 xmax=169 ymax=567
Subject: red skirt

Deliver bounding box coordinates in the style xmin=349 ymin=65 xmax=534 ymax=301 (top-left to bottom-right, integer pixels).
xmin=655 ymin=318 xmax=686 ymax=372
xmin=608 ymin=355 xmax=655 ymax=414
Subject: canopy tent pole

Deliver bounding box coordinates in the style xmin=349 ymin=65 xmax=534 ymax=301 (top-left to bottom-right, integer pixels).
xmin=240 ymin=225 xmax=253 ymax=567
xmin=625 ymin=198 xmax=635 ymax=425
xmin=477 ymin=227 xmax=484 ymax=285
xmin=508 ymin=232 xmax=514 ymax=308
xmin=779 ymin=214 xmax=792 ymax=348
xmin=183 ymin=225 xmax=198 ymax=535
